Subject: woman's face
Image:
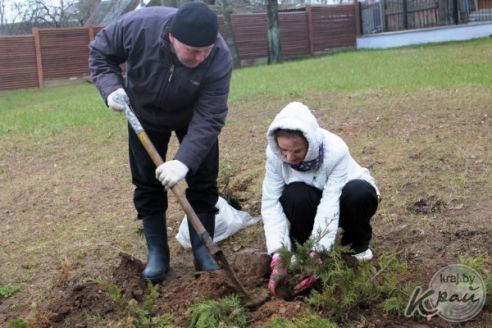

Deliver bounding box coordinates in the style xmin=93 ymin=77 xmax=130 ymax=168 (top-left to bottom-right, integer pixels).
xmin=276 ymin=135 xmax=308 ymax=165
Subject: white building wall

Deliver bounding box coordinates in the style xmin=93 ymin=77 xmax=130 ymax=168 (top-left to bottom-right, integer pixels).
xmin=357 ymin=22 xmax=492 ymax=49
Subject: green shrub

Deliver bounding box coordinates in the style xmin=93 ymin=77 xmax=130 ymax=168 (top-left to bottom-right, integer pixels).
xmin=94 ymin=278 xmax=127 ymax=310
xmin=262 ymin=314 xmax=338 ymax=328
xmin=306 ymin=248 xmax=408 ymax=320
xmin=459 ymin=255 xmax=489 ymax=274
xmin=486 ymin=275 xmax=492 ymax=310
xmin=459 ymin=255 xmax=492 ymax=310
xmin=126 ymin=283 xmax=174 ymax=328
xmin=96 ymin=279 xmax=175 ymax=328
xmin=380 ymin=282 xmax=420 ymax=316
xmin=188 ymin=295 xmax=248 ymax=328
xmin=64 ymin=311 xmax=104 ymax=327
xmin=275 ymin=238 xmax=410 ymax=322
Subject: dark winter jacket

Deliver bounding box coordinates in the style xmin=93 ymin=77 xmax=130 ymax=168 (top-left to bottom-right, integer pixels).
xmin=88 ymin=7 xmax=233 ymax=172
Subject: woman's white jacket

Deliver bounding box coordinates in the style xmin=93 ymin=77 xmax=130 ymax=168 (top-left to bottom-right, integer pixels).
xmin=261 ymin=102 xmax=380 ymax=254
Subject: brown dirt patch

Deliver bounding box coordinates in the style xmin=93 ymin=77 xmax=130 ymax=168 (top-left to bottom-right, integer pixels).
xmin=233 ymin=248 xmax=271 ymax=289
xmin=47 ymin=282 xmax=116 ymax=325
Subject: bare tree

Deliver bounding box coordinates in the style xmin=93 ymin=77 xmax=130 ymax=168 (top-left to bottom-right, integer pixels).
xmin=217 ymin=0 xmax=240 ymax=68
xmin=5 ymin=0 xmax=80 ymax=27
xmin=0 ymin=0 xmax=5 ymax=25
xmin=266 ymin=0 xmax=282 ymax=64
xmin=0 ymin=0 xmax=24 ymax=25
xmin=0 ymin=0 xmax=99 ymax=34
xmin=160 ymin=0 xmax=178 ymax=6
xmin=76 ymin=0 xmax=101 ymax=25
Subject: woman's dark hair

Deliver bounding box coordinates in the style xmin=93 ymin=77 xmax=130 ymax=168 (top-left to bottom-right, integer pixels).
xmin=273 ymin=129 xmax=307 ymax=143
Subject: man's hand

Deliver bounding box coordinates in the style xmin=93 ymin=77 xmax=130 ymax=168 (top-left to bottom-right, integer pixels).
xmin=268 ymin=253 xmax=288 ymax=296
xmin=293 ymin=251 xmax=321 ymax=295
xmin=155 ymin=160 xmax=189 ymax=189
xmin=107 ymin=88 xmax=128 ymax=112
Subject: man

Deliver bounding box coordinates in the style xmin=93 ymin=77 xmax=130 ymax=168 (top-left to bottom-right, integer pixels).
xmin=89 ymin=2 xmax=233 ymax=283
xmin=261 ymin=102 xmax=380 ymax=296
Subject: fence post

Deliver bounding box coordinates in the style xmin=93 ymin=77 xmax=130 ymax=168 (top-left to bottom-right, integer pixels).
xmin=403 ymin=0 xmax=409 ymax=29
xmin=354 ymin=1 xmax=361 ymax=37
xmin=453 ymin=0 xmax=459 ymax=24
xmin=380 ymin=0 xmax=386 ymax=32
xmin=306 ymin=5 xmax=314 ymax=55
xmin=88 ymin=26 xmax=95 ymax=41
xmin=32 ymin=27 xmax=44 ymax=88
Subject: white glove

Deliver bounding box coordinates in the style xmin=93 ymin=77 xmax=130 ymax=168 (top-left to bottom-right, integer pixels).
xmin=155 ymin=160 xmax=189 ymax=189
xmin=107 ymin=88 xmax=128 ymax=112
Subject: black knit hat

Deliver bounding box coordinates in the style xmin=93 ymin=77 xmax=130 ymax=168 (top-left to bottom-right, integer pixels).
xmin=170 ymin=2 xmax=218 ymax=47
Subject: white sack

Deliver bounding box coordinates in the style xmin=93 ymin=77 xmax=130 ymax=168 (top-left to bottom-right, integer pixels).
xmin=175 ymin=197 xmax=260 ymax=249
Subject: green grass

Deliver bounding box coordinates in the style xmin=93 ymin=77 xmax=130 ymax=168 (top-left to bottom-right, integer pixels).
xmin=230 ymin=38 xmax=492 ymax=101
xmin=1 ymin=38 xmax=491 ymax=141
xmin=0 ymin=284 xmax=21 ymax=298
xmin=0 ymin=83 xmax=121 ymax=139
xmin=5 ymin=320 xmax=28 ymax=328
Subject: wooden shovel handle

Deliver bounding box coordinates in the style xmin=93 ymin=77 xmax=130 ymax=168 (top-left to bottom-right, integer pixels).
xmin=120 ymin=97 xmax=250 ymax=299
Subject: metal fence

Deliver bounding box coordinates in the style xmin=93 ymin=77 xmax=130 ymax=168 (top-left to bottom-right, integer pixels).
xmin=360 ymin=0 xmax=492 ymax=34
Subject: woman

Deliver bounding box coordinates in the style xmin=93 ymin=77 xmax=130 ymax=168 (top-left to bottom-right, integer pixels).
xmin=261 ymin=102 xmax=380 ymax=296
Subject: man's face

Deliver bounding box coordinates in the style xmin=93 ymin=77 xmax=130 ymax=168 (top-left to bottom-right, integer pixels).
xmin=169 ymin=33 xmax=214 ymax=68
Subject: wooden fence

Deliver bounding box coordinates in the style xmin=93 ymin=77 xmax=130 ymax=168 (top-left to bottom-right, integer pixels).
xmin=0 ymin=26 xmax=103 ymax=91
xmin=0 ymin=35 xmax=38 ymax=90
xmin=0 ymin=5 xmax=358 ymax=92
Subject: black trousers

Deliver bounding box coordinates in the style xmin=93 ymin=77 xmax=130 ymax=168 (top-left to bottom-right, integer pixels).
xmin=128 ymin=124 xmax=219 ymax=219
xmin=279 ymin=179 xmax=378 ymax=253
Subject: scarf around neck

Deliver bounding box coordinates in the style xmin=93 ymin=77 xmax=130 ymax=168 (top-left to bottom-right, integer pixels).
xmin=289 ymin=143 xmax=324 ymax=172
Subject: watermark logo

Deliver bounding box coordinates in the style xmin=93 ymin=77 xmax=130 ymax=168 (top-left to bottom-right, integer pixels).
xmin=405 ymin=264 xmax=486 ymax=322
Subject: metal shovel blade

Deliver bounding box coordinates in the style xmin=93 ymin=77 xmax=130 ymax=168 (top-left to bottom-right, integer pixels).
xmin=172 ymin=185 xmax=253 ymax=301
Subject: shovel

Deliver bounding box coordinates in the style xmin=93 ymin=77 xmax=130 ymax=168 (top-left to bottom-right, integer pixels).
xmin=115 ymin=95 xmax=259 ymax=304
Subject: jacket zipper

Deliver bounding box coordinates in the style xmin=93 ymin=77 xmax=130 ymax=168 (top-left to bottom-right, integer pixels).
xmin=157 ymin=63 xmax=174 ymax=104
xmin=151 ymin=63 xmax=174 ymax=125
xmin=168 ymin=64 xmax=174 ymax=83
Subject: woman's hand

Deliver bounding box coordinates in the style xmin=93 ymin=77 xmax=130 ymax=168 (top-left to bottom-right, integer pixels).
xmin=268 ymin=253 xmax=288 ymax=296
xmin=293 ymin=251 xmax=322 ymax=295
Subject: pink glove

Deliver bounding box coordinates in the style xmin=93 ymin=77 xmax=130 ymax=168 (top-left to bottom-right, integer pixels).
xmin=293 ymin=251 xmax=322 ymax=295
xmin=268 ymin=253 xmax=288 ymax=296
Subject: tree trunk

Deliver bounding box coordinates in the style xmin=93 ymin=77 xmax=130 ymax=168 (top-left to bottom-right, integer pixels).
xmin=161 ymin=0 xmax=178 ymax=7
xmin=266 ymin=0 xmax=282 ymax=64
xmin=0 ymin=0 xmax=5 ymax=25
xmin=217 ymin=0 xmax=240 ymax=68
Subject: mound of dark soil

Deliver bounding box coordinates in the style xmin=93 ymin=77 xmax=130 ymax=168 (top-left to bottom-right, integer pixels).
xmin=43 ymin=249 xmax=309 ymax=327
xmin=47 ymin=282 xmax=115 ymax=324
xmin=406 ymin=195 xmax=446 ymax=214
